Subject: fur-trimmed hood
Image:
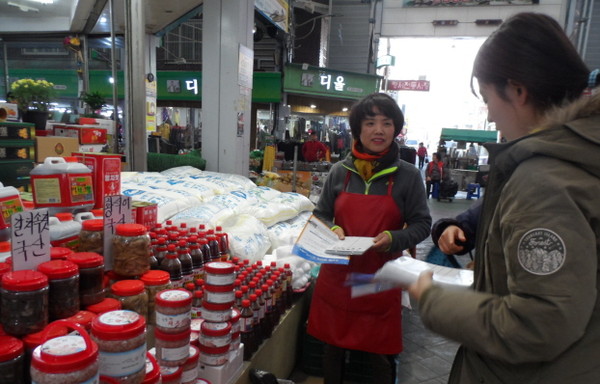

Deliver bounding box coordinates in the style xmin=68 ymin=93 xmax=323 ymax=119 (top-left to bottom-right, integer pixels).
xmin=487 ymin=90 xmax=600 ymax=179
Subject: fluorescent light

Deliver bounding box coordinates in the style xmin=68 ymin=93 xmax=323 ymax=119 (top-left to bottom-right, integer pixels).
xmin=342 ymin=107 xmax=348 ymax=112
xmin=310 ymin=104 xmax=317 ymax=109
xmin=8 ymin=2 xmax=39 ymax=12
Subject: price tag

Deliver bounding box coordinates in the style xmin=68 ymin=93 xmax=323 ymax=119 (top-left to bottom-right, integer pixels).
xmin=11 ymin=209 xmax=51 ymax=271
xmin=103 ymin=195 xmax=132 ymax=270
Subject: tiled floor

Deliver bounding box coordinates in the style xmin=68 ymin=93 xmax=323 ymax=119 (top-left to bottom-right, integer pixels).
xmin=289 ymin=189 xmax=478 ymax=384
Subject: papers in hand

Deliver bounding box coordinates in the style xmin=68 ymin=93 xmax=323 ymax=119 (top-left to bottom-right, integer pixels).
xmin=292 ymin=215 xmax=374 ymax=265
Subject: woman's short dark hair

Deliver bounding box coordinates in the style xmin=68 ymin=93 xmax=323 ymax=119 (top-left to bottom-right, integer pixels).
xmin=349 ymin=93 xmax=404 ymax=141
xmin=471 ymin=12 xmax=589 ymax=111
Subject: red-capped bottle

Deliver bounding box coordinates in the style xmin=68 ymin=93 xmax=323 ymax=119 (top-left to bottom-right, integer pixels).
xmin=188 ymin=236 xmax=204 ymax=280
xmin=262 ymin=283 xmax=274 ymax=337
xmin=177 ymin=240 xmax=194 ymax=284
xmin=249 ymin=293 xmax=262 ymax=344
xmin=240 ymin=299 xmax=255 ymax=360
xmin=159 ymin=244 xmax=182 ymax=288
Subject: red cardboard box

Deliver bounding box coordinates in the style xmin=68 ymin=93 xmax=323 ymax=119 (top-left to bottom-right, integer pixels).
xmin=133 ymin=201 xmax=158 ymax=230
xmin=79 ymin=127 xmax=107 ymax=144
xmin=72 ymin=152 xmax=121 ymax=209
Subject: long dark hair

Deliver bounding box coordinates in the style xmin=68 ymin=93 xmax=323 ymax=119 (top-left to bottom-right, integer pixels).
xmin=471 ymin=12 xmax=589 ymax=111
xmin=349 ymin=93 xmax=404 ymax=141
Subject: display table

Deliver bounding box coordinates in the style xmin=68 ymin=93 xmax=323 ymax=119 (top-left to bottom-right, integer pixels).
xmin=234 ymin=290 xmax=311 ymax=384
xmin=450 ymin=169 xmax=478 ymax=191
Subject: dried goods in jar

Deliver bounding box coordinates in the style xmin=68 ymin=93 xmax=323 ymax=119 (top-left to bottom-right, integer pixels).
xmin=1 ymin=270 xmax=49 ymax=336
xmin=78 ymin=219 xmax=104 ymax=254
xmin=112 ymin=224 xmax=151 ymax=277
xmin=37 ymin=260 xmax=80 ymax=321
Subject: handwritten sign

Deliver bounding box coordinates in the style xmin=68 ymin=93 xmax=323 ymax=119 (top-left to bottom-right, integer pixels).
xmin=11 ymin=209 xmax=51 ymax=271
xmin=103 ymin=195 xmax=132 ymax=270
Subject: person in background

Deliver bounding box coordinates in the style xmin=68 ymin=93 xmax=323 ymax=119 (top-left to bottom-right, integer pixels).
xmin=302 ymin=130 xmax=328 ymax=162
xmin=425 ymin=152 xmax=444 ymax=198
xmin=409 ymin=12 xmax=600 ymax=383
xmin=308 ymin=92 xmax=431 ymax=384
xmin=417 ymin=142 xmax=428 ymax=169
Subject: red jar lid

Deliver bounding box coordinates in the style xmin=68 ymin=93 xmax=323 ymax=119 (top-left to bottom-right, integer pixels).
xmin=200 ymin=321 xmax=231 ymax=337
xmin=205 ymin=261 xmax=235 ymax=275
xmin=186 ymin=345 xmax=200 ymax=364
xmin=142 ymin=352 xmax=161 ymax=384
xmin=86 ymin=298 xmax=122 ymax=314
xmin=154 ymin=327 xmax=191 ymax=341
xmin=50 ymin=247 xmax=74 ymax=260
xmin=197 ymin=343 xmax=229 ymax=355
xmin=111 ymin=279 xmax=145 ymax=296
xmin=115 ymin=223 xmax=147 ymax=236
xmin=55 ymin=212 xmax=74 ymax=222
xmin=37 ymin=260 xmax=79 ymax=279
xmin=202 ymin=301 xmax=232 ymax=312
xmin=140 ymin=270 xmax=170 ymax=286
xmin=32 ymin=334 xmax=98 ymax=374
xmin=160 ymin=365 xmax=183 ymax=381
xmin=0 ymin=335 xmax=24 ymax=361
xmin=65 ymin=310 xmax=97 ymax=331
xmin=0 ymin=241 xmax=10 ymax=253
xmin=155 ymin=289 xmax=192 ymax=307
xmin=1 ymin=270 xmax=48 ymax=291
xmin=23 ymin=324 xmax=69 ymax=350
xmin=67 ymin=252 xmax=104 ymax=268
xmin=91 ymin=310 xmax=146 ymax=340
xmin=82 ymin=219 xmax=104 ymax=231
xmin=0 ymin=262 xmax=10 ymax=275
xmin=203 ymin=283 xmax=234 ymax=293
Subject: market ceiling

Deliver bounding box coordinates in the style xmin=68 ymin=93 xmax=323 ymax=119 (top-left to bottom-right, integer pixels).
xmin=0 ymin=0 xmax=203 ymax=36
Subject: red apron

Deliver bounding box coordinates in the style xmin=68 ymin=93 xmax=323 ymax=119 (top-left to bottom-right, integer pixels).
xmin=308 ymin=172 xmax=404 ymax=354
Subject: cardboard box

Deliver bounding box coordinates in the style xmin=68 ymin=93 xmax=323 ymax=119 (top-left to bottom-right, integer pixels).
xmin=78 ymin=144 xmax=105 ymax=153
xmin=78 ymin=117 xmax=115 ymax=134
xmin=197 ymin=344 xmax=243 ymax=384
xmin=35 ymin=136 xmax=80 ymax=162
xmin=53 ymin=125 xmax=80 ymax=139
xmin=72 ymin=152 xmax=121 ymax=209
xmin=79 ymin=126 xmax=107 ymax=144
xmin=0 ymin=103 xmax=19 ymax=121
xmin=0 ymin=121 xmax=36 ymax=141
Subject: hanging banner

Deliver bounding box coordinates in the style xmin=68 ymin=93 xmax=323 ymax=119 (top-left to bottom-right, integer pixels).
xmin=255 ymin=0 xmax=290 ymax=32
xmin=387 ymin=80 xmax=430 ymax=92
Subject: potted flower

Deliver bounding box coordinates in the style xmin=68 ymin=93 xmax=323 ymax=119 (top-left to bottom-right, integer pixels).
xmin=10 ymin=78 xmax=56 ymax=130
xmin=80 ymin=91 xmax=106 ymax=117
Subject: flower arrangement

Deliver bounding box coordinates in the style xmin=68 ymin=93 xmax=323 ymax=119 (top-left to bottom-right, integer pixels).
xmin=10 ymin=78 xmax=56 ymax=112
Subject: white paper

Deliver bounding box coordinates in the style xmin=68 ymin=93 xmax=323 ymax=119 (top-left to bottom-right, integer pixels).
xmin=292 ymin=215 xmax=362 ymax=264
xmin=325 ymin=236 xmax=374 ymax=255
xmin=374 ymin=256 xmax=474 ymax=289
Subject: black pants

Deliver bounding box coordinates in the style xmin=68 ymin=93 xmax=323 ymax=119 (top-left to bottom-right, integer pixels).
xmin=426 ymin=180 xmax=440 ymax=198
xmin=418 ymin=155 xmax=425 ymax=169
xmin=323 ymin=343 xmax=397 ymax=384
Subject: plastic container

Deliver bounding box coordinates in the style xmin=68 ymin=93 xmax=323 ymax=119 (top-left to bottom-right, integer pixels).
xmin=160 ymin=365 xmax=183 ymax=384
xmin=30 ymin=320 xmax=99 ymax=384
xmin=74 ymin=212 xmax=95 ymax=223
xmin=198 ymin=343 xmax=229 ymax=366
xmin=78 ymin=218 xmax=104 ymax=255
xmin=66 ymin=252 xmax=105 ymax=306
xmin=155 ymin=289 xmax=192 ymax=334
xmin=37 ymin=259 xmax=80 ymax=320
xmin=0 ymin=182 xmax=24 ymax=242
xmin=49 ymin=212 xmax=83 ymax=250
xmin=0 ymin=335 xmax=25 ymax=384
xmin=140 ymin=269 xmax=172 ymax=325
xmin=199 ymin=321 xmax=232 ymax=348
xmin=0 ymin=241 xmax=10 ymax=263
xmin=201 ymin=301 xmax=232 ymax=322
xmin=203 ymin=283 xmax=235 ymax=305
xmin=64 ymin=310 xmax=98 ymax=332
xmin=30 ymin=157 xmax=95 ymax=216
xmin=110 ymin=279 xmax=149 ymax=319
xmin=181 ymin=345 xmax=199 ymax=384
xmin=154 ymin=328 xmax=191 ymax=367
xmin=86 ymin=298 xmax=122 ymax=315
xmin=91 ymin=310 xmax=147 ymax=383
xmin=204 ymin=261 xmax=236 ymax=286
xmin=112 ymin=223 xmax=151 ymax=277
xmin=50 ymin=246 xmax=74 ymax=260
xmin=0 ymin=269 xmax=49 ymax=336
xmin=141 ymin=352 xmax=160 ymax=384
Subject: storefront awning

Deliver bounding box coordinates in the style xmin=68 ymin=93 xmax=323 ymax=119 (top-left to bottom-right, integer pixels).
xmin=440 ymin=128 xmax=498 ymax=143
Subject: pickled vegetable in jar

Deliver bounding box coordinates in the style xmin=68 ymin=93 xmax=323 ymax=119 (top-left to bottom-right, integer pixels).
xmin=1 ymin=270 xmax=49 ymax=336
xmin=78 ymin=219 xmax=104 ymax=255
xmin=0 ymin=335 xmax=25 ymax=384
xmin=66 ymin=252 xmax=105 ymax=307
xmin=110 ymin=279 xmax=149 ymax=319
xmin=140 ymin=270 xmax=171 ymax=326
xmin=112 ymin=224 xmax=151 ymax=277
xmin=37 ymin=259 xmax=80 ymax=321
xmin=91 ymin=310 xmax=147 ymax=384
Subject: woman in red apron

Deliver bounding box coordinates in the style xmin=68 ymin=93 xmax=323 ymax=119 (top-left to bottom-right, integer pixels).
xmin=308 ymin=93 xmax=431 ymax=384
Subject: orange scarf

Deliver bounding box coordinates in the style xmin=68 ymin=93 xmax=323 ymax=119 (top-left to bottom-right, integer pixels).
xmin=352 ymin=141 xmax=390 ymax=181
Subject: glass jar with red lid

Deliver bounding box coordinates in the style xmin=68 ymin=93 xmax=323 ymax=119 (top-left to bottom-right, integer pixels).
xmin=110 ymin=279 xmax=149 ymax=319
xmin=155 ymin=289 xmax=192 ymax=334
xmin=140 ymin=269 xmax=172 ymax=325
xmin=112 ymin=223 xmax=151 ymax=277
xmin=0 ymin=270 xmax=49 ymax=336
xmin=78 ymin=219 xmax=104 ymax=255
xmin=50 ymin=246 xmax=74 ymax=260
xmin=0 ymin=335 xmax=25 ymax=384
xmin=37 ymin=259 xmax=80 ymax=321
xmin=66 ymin=252 xmax=105 ymax=306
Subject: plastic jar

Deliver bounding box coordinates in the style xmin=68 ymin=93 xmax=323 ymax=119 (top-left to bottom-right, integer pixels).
xmin=65 ymin=310 xmax=98 ymax=332
xmin=199 ymin=321 xmax=231 ymax=348
xmin=160 ymin=365 xmax=183 ymax=384
xmin=0 ymin=335 xmax=25 ymax=384
xmin=204 ymin=262 xmax=235 ymax=286
xmin=201 ymin=301 xmax=232 ymax=322
xmin=50 ymin=246 xmax=74 ymax=260
xmin=203 ymin=283 xmax=234 ymax=305
xmin=78 ymin=219 xmax=104 ymax=255
xmin=155 ymin=289 xmax=192 ymax=334
xmin=181 ymin=345 xmax=199 ymax=384
xmin=91 ymin=310 xmax=147 ymax=383
xmin=140 ymin=269 xmax=172 ymax=325
xmin=110 ymin=279 xmax=149 ymax=319
xmin=154 ymin=328 xmax=191 ymax=367
xmin=141 ymin=352 xmax=160 ymax=384
xmin=197 ymin=344 xmax=229 ymax=366
xmin=86 ymin=298 xmax=122 ymax=315
xmin=37 ymin=259 xmax=80 ymax=320
xmin=112 ymin=223 xmax=151 ymax=277
xmin=67 ymin=252 xmax=105 ymax=306
xmin=0 ymin=270 xmax=49 ymax=336
xmin=30 ymin=321 xmax=99 ymax=384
